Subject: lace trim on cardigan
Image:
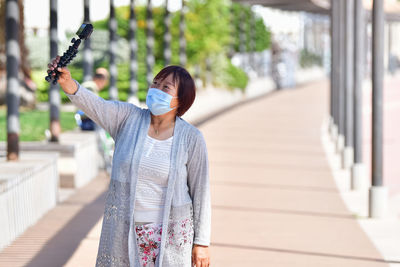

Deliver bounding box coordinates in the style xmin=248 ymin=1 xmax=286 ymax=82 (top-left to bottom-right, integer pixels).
xmin=96 ymin=179 xmax=131 ymax=266
xmin=164 ymin=205 xmax=194 ymax=266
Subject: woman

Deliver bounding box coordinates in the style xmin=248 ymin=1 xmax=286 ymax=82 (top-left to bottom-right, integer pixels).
xmin=47 ymin=57 xmax=211 ymax=267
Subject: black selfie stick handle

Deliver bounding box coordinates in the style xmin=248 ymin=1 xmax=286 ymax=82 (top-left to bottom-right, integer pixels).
xmin=45 ymin=23 xmax=93 ymax=85
xmin=45 ymin=38 xmax=81 ymax=85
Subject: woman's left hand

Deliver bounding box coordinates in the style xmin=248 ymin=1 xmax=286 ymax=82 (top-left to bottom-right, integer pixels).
xmin=192 ymin=244 xmax=210 ymax=267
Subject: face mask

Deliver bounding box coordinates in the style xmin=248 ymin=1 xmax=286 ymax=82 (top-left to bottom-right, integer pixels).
xmin=146 ymin=88 xmax=178 ymax=116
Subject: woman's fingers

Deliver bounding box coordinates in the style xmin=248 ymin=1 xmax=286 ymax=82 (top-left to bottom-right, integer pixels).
xmin=52 ymin=56 xmax=60 ymax=63
xmin=192 ymin=245 xmax=210 ymax=267
xmin=46 ymin=57 xmax=73 ymax=87
xmin=48 ymin=56 xmax=60 ymax=69
xmin=194 ymin=258 xmax=210 ymax=267
xmin=200 ymin=258 xmax=209 ymax=267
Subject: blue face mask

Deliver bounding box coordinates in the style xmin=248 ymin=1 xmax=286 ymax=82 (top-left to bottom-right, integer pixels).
xmin=146 ymin=88 xmax=178 ymax=116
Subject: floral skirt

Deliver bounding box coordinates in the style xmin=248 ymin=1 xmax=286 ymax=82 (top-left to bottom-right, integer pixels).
xmin=135 ymin=222 xmax=163 ymax=267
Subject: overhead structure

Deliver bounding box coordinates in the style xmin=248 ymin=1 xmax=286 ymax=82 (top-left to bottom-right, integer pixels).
xmin=232 ymin=0 xmax=330 ymax=14
xmin=233 ymin=0 xmax=400 ymax=21
xmin=233 ymin=0 xmax=330 ymax=15
xmin=232 ymin=0 xmax=397 ymax=219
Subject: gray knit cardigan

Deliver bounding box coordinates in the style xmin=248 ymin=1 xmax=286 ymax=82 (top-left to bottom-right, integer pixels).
xmin=66 ymin=82 xmax=211 ymax=267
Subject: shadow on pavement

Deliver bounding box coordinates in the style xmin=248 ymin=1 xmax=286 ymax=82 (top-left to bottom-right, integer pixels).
xmin=211 ymin=242 xmax=400 ymax=265
xmin=212 ymin=205 xmax=355 ymax=220
xmin=24 ymin=185 xmax=108 ymax=267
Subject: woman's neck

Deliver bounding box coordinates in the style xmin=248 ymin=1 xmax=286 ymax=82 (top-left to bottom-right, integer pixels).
xmin=150 ymin=112 xmax=176 ymax=127
xmin=149 ymin=111 xmax=177 ymax=138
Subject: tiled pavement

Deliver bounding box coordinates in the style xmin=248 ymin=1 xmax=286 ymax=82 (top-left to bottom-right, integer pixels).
xmin=202 ymin=81 xmax=389 ymax=266
xmin=0 ymin=80 xmax=392 ymax=266
xmin=0 ymin=171 xmax=109 ymax=267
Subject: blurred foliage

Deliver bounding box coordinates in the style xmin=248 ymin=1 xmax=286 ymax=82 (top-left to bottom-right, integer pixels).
xmin=299 ymin=49 xmax=323 ymax=68
xmin=0 ymin=109 xmax=76 ymax=141
xmin=231 ymin=2 xmax=270 ymax=53
xmin=29 ymin=0 xmax=271 ymax=102
xmin=32 ymin=69 xmax=50 ymax=103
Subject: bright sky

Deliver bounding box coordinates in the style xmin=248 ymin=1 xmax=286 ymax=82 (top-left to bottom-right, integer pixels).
xmin=24 ymin=0 xmax=182 ymax=39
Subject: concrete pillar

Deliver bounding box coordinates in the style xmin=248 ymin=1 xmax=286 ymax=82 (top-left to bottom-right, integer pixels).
xmin=49 ymin=0 xmax=60 ymax=143
xmin=388 ymin=23 xmax=394 ymax=73
xmin=323 ymin=18 xmax=331 ymax=76
xmin=146 ymin=0 xmax=155 ymax=88
xmin=205 ymin=57 xmax=212 ymax=87
xmin=329 ymin=1 xmax=334 ymax=131
xmin=351 ymin=0 xmax=367 ymax=191
xmin=6 ymin=0 xmax=20 ymax=161
xmin=250 ymin=8 xmax=256 ymax=74
xmin=128 ymin=0 xmax=139 ymax=104
xmin=369 ymin=0 xmax=387 ymax=218
xmin=330 ymin=0 xmax=339 ymax=142
xmin=83 ymin=0 xmax=93 ymax=82
xmin=109 ymin=0 xmax=118 ymax=100
xmin=194 ymin=64 xmax=201 ymax=88
xmin=336 ymin=0 xmax=346 ymax=154
xmin=239 ymin=9 xmax=246 ymax=69
xmin=343 ymin=0 xmax=355 ymax=170
xmin=179 ymin=0 xmax=187 ymax=67
xmin=163 ymin=0 xmax=172 ymax=66
xmin=303 ymin=14 xmax=309 ymax=52
xmin=228 ymin=4 xmax=235 ymax=59
xmin=312 ymin=15 xmax=318 ymax=54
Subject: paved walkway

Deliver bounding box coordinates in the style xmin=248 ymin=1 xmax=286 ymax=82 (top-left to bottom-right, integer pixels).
xmin=203 ymin=80 xmax=390 ymax=266
xmin=0 ymin=79 xmax=394 ymax=266
xmin=0 ymin=171 xmax=109 ymax=267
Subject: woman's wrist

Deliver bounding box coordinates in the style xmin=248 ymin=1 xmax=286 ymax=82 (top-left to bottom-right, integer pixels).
xmin=61 ymin=78 xmax=78 ymax=95
xmin=194 ymin=244 xmax=208 ymax=248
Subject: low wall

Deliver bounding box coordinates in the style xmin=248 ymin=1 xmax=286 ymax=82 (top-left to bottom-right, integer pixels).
xmin=58 ymin=131 xmax=101 ymax=188
xmin=0 ymin=130 xmax=100 ymax=189
xmin=0 ymin=152 xmax=58 ymax=251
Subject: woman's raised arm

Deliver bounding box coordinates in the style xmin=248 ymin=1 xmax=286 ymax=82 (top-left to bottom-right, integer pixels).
xmin=47 ymin=56 xmax=140 ymax=140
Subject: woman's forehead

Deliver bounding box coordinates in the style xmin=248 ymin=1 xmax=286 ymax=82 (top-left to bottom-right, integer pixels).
xmin=156 ymin=73 xmax=178 ymax=87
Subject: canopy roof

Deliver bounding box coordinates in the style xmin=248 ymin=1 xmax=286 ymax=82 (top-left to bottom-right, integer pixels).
xmin=233 ymin=0 xmax=329 ymax=14
xmin=233 ymin=0 xmax=400 ymax=21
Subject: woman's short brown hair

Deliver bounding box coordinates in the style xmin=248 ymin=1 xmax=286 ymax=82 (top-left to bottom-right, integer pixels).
xmin=153 ymin=65 xmax=196 ymax=117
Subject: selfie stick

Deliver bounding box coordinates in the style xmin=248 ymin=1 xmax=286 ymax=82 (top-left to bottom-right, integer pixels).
xmin=45 ymin=23 xmax=93 ymax=84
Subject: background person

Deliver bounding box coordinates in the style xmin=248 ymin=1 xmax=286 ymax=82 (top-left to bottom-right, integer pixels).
xmin=77 ymin=67 xmax=110 ymax=131
xmin=81 ymin=67 xmax=109 ymax=95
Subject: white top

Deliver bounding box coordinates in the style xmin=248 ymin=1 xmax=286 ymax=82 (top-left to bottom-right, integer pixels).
xmin=134 ymin=134 xmax=173 ymax=223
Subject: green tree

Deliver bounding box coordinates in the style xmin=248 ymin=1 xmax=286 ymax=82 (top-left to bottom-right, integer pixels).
xmin=31 ymin=0 xmax=271 ymax=103
xmin=231 ymin=3 xmax=270 ymax=53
